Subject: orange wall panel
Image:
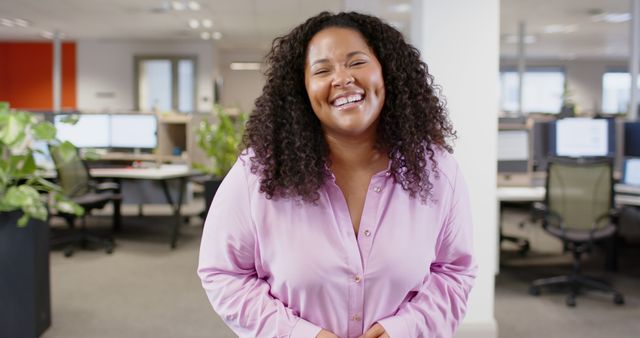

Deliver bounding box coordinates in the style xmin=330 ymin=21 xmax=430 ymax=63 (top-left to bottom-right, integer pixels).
xmin=0 ymin=42 xmax=76 ymax=110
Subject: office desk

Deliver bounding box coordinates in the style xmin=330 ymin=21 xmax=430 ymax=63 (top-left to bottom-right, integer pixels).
xmin=90 ymin=165 xmax=200 ymax=248
xmin=45 ymin=165 xmax=200 ymax=248
xmin=615 ymin=184 xmax=640 ymax=207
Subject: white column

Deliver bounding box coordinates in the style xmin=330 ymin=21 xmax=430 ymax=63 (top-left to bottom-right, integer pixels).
xmin=630 ymin=0 xmax=640 ymax=121
xmin=419 ymin=1 xmax=499 ymax=337
xmin=53 ymin=31 xmax=62 ymax=112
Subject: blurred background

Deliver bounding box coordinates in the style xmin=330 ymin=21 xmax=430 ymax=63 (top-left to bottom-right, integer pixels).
xmin=0 ymin=1 xmax=639 ymax=337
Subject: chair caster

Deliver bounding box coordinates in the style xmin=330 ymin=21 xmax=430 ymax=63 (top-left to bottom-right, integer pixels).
xmin=614 ymin=293 xmax=625 ymax=305
xmin=63 ymin=246 xmax=74 ymax=257
xmin=566 ymin=296 xmax=576 ymax=307
xmin=529 ymin=286 xmax=540 ymax=296
xmin=105 ymin=242 xmax=114 ymax=254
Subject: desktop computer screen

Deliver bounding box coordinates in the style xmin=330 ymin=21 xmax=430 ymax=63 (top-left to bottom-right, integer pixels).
xmin=54 ymin=114 xmax=110 ymax=148
xmin=622 ymin=158 xmax=640 ymax=186
xmin=110 ymin=114 xmax=157 ymax=149
xmin=624 ymin=122 xmax=640 ymax=157
xmin=548 ymin=118 xmax=615 ymax=158
xmin=497 ymin=129 xmax=529 ymax=173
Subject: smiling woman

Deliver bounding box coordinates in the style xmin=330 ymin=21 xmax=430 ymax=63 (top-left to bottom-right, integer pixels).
xmin=198 ymin=11 xmax=476 ymax=338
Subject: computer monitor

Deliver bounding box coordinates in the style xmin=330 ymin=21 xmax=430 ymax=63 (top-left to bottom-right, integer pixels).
xmin=497 ymin=129 xmax=529 ymax=173
xmin=624 ymin=122 xmax=640 ymax=157
xmin=54 ymin=114 xmax=110 ymax=148
xmin=109 ymin=114 xmax=157 ymax=149
xmin=548 ymin=118 xmax=615 ymax=158
xmin=622 ymin=158 xmax=640 ymax=186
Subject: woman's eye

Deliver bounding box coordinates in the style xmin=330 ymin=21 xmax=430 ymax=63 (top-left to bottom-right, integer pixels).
xmin=314 ymin=69 xmax=328 ymax=75
xmin=350 ymin=61 xmax=366 ymax=67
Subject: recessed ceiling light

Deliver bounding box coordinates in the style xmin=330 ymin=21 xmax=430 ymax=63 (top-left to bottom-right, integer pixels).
xmin=189 ymin=19 xmax=199 ymax=29
xmin=187 ymin=1 xmax=201 ymax=11
xmin=171 ymin=0 xmax=186 ymax=11
xmin=1 ymin=18 xmax=14 ymax=27
xmin=41 ymin=31 xmax=54 ymax=39
xmin=230 ymin=62 xmax=261 ymax=71
xmin=388 ymin=3 xmax=411 ymax=13
xmin=543 ymin=24 xmax=577 ymax=34
xmin=592 ymin=12 xmax=631 ymax=23
xmin=202 ymin=19 xmax=213 ymax=28
xmin=200 ymin=31 xmax=210 ymax=40
xmin=13 ymin=18 xmax=30 ymax=28
xmin=212 ymin=31 xmax=222 ymax=40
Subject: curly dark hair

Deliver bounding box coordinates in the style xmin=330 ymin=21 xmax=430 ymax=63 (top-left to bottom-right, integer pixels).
xmin=242 ymin=11 xmax=456 ymax=203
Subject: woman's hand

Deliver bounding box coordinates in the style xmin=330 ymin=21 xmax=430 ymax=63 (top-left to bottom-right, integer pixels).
xmin=360 ymin=323 xmax=390 ymax=338
xmin=316 ymin=329 xmax=340 ymax=338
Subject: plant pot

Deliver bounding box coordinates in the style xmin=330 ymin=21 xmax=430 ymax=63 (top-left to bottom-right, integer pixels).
xmin=203 ymin=178 xmax=223 ymax=217
xmin=0 ymin=211 xmax=51 ymax=338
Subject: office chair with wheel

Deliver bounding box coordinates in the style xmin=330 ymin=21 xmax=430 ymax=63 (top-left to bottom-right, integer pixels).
xmin=529 ymin=157 xmax=624 ymax=307
xmin=49 ymin=144 xmax=122 ymax=257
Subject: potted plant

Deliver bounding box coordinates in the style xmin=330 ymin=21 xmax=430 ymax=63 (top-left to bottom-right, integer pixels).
xmin=0 ymin=102 xmax=82 ymax=338
xmin=194 ymin=104 xmax=247 ymax=215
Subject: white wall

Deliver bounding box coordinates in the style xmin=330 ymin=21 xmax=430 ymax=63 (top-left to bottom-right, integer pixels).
xmin=219 ymin=51 xmax=265 ymax=113
xmin=501 ymin=58 xmax=627 ymax=115
xmin=420 ymin=1 xmax=499 ymax=337
xmin=77 ymin=40 xmax=216 ymax=112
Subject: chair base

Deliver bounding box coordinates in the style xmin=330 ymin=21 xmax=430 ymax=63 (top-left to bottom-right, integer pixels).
xmin=51 ymin=231 xmax=115 ymax=257
xmin=529 ymin=274 xmax=624 ymax=307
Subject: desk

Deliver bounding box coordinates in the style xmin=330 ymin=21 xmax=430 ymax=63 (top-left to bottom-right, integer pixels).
xmin=91 ymin=165 xmax=200 ymax=248
xmin=615 ymin=184 xmax=640 ymax=207
xmin=45 ymin=165 xmax=200 ymax=248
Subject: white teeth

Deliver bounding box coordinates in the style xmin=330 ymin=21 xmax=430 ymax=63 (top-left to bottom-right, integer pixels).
xmin=333 ymin=94 xmax=363 ymax=106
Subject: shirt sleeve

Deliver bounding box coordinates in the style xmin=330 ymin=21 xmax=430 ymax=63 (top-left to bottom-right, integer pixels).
xmin=377 ymin=163 xmax=477 ymax=338
xmin=197 ymin=158 xmax=323 ymax=338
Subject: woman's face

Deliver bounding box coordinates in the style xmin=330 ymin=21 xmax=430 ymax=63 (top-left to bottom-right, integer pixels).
xmin=304 ymin=27 xmax=385 ymax=140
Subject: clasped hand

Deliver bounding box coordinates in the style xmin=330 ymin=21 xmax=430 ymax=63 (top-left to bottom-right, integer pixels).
xmin=316 ymin=323 xmax=389 ymax=338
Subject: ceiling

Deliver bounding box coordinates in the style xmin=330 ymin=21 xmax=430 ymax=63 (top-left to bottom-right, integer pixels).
xmin=0 ymin=0 xmax=633 ymax=60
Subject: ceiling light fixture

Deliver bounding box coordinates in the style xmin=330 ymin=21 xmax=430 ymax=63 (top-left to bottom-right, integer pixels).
xmin=200 ymin=31 xmax=210 ymax=40
xmin=388 ymin=3 xmax=411 ymax=13
xmin=13 ymin=18 xmax=30 ymax=27
xmin=212 ymin=31 xmax=222 ymax=40
xmin=187 ymin=1 xmax=201 ymax=11
xmin=230 ymin=62 xmax=261 ymax=71
xmin=40 ymin=31 xmax=54 ymax=39
xmin=592 ymin=12 xmax=631 ymax=23
xmin=171 ymin=1 xmax=186 ymax=11
xmin=543 ymin=24 xmax=577 ymax=34
xmin=189 ymin=19 xmax=199 ymax=29
xmin=1 ymin=18 xmax=14 ymax=27
xmin=202 ymin=19 xmax=213 ymax=28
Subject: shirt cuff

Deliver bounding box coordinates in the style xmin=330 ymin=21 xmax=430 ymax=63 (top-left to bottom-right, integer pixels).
xmin=290 ymin=318 xmax=322 ymax=338
xmin=377 ymin=316 xmax=412 ymax=338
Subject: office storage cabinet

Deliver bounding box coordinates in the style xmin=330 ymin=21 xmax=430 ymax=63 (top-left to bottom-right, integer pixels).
xmin=0 ymin=211 xmax=51 ymax=338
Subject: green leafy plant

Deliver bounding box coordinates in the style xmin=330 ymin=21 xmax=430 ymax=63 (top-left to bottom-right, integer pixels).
xmin=194 ymin=105 xmax=248 ymax=178
xmin=0 ymin=103 xmax=83 ymax=226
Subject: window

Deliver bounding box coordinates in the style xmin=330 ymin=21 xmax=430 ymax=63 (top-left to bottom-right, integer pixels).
xmin=602 ymin=71 xmax=639 ymax=114
xmin=500 ymin=68 xmax=565 ymax=114
xmin=135 ymin=56 xmax=196 ymax=113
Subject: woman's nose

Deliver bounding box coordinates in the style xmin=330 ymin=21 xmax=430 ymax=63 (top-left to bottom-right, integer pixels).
xmin=332 ymin=68 xmax=354 ymax=87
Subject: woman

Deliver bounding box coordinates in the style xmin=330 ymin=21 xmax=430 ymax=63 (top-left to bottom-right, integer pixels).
xmin=198 ymin=11 xmax=476 ymax=338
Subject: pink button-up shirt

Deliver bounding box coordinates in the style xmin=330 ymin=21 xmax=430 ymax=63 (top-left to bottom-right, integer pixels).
xmin=198 ymin=148 xmax=476 ymax=338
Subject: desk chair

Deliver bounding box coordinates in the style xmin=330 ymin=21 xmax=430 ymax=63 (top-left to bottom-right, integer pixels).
xmin=49 ymin=144 xmax=122 ymax=257
xmin=529 ymin=157 xmax=624 ymax=307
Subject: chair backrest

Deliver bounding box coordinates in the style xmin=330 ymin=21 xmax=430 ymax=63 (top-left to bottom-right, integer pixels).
xmin=546 ymin=157 xmax=613 ymax=231
xmin=49 ymin=144 xmax=90 ymax=198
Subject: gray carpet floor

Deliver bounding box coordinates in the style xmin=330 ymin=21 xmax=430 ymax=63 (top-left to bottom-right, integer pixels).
xmin=40 ymin=201 xmax=640 ymax=338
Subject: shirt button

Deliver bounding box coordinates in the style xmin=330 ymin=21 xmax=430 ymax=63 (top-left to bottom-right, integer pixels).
xmin=354 ymin=275 xmax=362 ymax=283
xmin=352 ymin=314 xmax=361 ymax=321
xmin=364 ymin=230 xmax=371 ymax=237
xmin=373 ymin=186 xmax=382 ymax=193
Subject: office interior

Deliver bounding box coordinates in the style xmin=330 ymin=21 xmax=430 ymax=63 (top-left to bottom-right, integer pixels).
xmin=0 ymin=0 xmax=639 ymax=338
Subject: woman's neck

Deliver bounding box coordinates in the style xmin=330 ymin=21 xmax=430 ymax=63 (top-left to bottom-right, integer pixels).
xmin=324 ymin=132 xmax=387 ymax=170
